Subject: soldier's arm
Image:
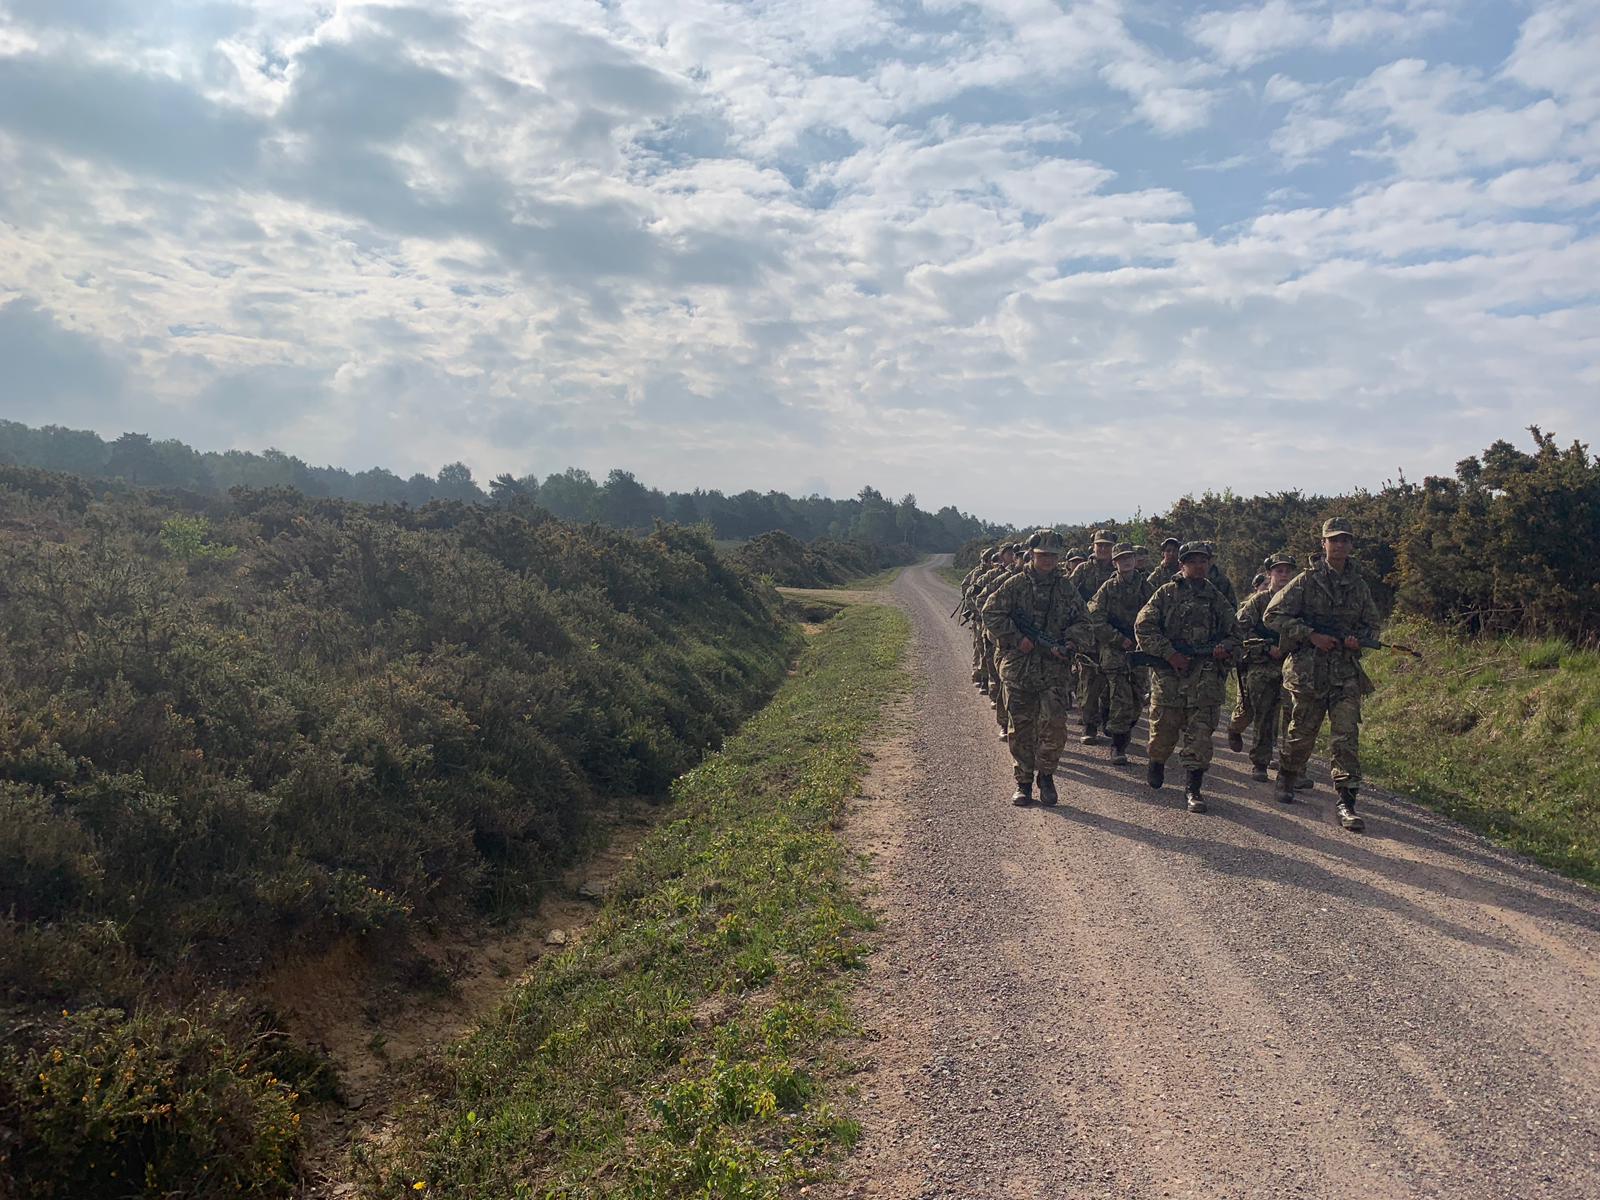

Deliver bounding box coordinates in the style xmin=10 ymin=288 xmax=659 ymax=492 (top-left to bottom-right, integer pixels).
xmin=1134 ymin=589 xmax=1176 ymax=660
xmin=1212 ymin=589 xmax=1242 ymax=656
xmin=980 ymin=576 xmax=1023 ymax=650
xmin=1058 ymin=591 xmax=1097 ymax=654
xmin=1086 ymin=580 xmax=1117 ymax=648
xmin=1263 ymin=575 xmax=1312 ymax=649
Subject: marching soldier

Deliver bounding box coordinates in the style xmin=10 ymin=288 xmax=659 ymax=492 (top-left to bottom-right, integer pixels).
xmin=1228 ymin=552 xmax=1296 ymax=781
xmin=982 ymin=530 xmax=1095 ymax=807
xmin=963 ymin=549 xmax=998 ymax=688
xmin=1135 ymin=542 xmax=1240 ymax=813
xmin=1265 ymin=518 xmax=1383 ymax=831
xmin=1147 ymin=536 xmax=1181 ymax=587
xmin=1088 ymin=543 xmax=1154 ymax=766
xmin=1070 ymin=530 xmax=1118 ymax=743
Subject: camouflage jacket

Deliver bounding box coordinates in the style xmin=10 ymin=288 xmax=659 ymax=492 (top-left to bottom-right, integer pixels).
xmin=1135 ymin=577 xmax=1240 ymax=706
xmin=1088 ymin=571 xmax=1155 ymax=672
xmin=1235 ymin=590 xmax=1284 ymax=672
xmin=981 ymin=566 xmax=1095 ymax=691
xmin=1263 ymin=561 xmax=1382 ymax=699
xmin=1207 ymin=563 xmax=1238 ymax=608
xmin=1069 ymin=556 xmax=1118 ymax=604
xmin=1146 ymin=561 xmax=1179 ymax=589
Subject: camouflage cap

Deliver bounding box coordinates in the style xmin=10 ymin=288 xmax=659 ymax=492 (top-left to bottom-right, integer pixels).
xmin=1252 ymin=573 xmax=1267 ymax=588
xmin=981 ymin=549 xmax=996 ymax=563
xmin=1178 ymin=540 xmax=1213 ymax=562
xmin=1092 ymin=529 xmax=1115 ymax=545
xmin=1111 ymin=541 xmax=1138 ymax=560
xmin=1307 ymin=552 xmax=1324 ymax=566
xmin=1265 ymin=551 xmax=1297 ymax=570
xmin=1159 ymin=536 xmax=1180 ymax=549
xmin=1321 ymin=517 xmax=1354 ymax=538
xmin=1065 ymin=546 xmax=1088 ymax=561
xmin=1133 ymin=543 xmax=1148 ymax=555
xmin=1032 ymin=529 xmax=1067 ymax=555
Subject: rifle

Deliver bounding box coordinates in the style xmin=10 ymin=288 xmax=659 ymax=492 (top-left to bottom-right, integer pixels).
xmin=1303 ymin=617 xmax=1423 ymax=659
xmin=1010 ymin=612 xmax=1082 ymax=662
xmin=1135 ymin=640 xmax=1231 ymax=673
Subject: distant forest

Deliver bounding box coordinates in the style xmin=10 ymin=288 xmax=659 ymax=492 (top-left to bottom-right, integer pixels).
xmin=0 ymin=420 xmax=999 ymax=551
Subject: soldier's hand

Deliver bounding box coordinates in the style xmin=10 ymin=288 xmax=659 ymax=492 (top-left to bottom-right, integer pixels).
xmin=1167 ymin=652 xmax=1190 ymax=672
xmin=1122 ymin=637 xmax=1135 ymax=650
xmin=1343 ymin=635 xmax=1362 ymax=652
xmin=1268 ymin=646 xmax=1284 ymax=661
xmin=1212 ymin=645 xmax=1232 ymax=662
xmin=1310 ymin=633 xmax=1339 ymax=652
xmin=1019 ymin=636 xmax=1035 ymax=654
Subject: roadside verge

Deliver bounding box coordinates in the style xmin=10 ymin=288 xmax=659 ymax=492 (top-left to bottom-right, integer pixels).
xmin=367 ymin=601 xmax=911 ymax=1198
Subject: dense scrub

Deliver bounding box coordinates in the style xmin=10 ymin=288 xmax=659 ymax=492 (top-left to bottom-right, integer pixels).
xmin=0 ymin=420 xmax=999 ymax=550
xmin=958 ymin=428 xmax=1600 ymax=642
xmin=0 ymin=467 xmax=797 ymax=1197
xmin=726 ymin=530 xmax=917 ymax=587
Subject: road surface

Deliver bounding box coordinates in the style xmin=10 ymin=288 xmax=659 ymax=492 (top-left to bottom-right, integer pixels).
xmin=836 ymin=556 xmax=1600 ymax=1199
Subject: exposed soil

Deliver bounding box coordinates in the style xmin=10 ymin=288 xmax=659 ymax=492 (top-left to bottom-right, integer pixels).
xmin=271 ymin=803 xmax=658 ymax=1197
xmin=832 ymin=556 xmax=1600 ymax=1199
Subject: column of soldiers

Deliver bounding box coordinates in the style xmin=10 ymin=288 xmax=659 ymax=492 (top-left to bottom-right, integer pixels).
xmin=957 ymin=518 xmax=1382 ymax=832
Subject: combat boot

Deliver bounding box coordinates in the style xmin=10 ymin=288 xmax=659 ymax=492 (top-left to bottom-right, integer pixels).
xmin=1227 ymin=730 xmax=1244 ymax=753
xmin=1146 ymin=759 xmax=1165 ymax=789
xmin=1079 ymin=723 xmax=1100 ymax=745
xmin=1011 ymin=782 xmax=1032 ymax=807
xmin=1250 ymin=764 xmax=1270 ymax=782
xmin=1036 ymin=773 xmax=1058 ymax=807
xmin=1109 ymin=732 xmax=1130 ymax=766
xmin=1274 ymin=770 xmax=1296 ymax=803
xmin=1295 ymin=773 xmax=1315 ymax=792
xmin=1335 ymin=788 xmax=1365 ymax=832
xmin=1184 ymin=769 xmax=1207 ymax=813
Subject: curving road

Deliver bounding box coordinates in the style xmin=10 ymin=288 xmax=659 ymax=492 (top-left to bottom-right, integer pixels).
xmin=837 ymin=556 xmax=1600 ymax=1200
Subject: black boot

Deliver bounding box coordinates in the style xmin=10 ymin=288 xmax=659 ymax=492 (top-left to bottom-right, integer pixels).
xmin=1011 ymin=781 xmax=1033 ymax=806
xmin=1274 ymin=770 xmax=1296 ymax=803
xmin=1146 ymin=759 xmax=1165 ymax=789
xmin=1109 ymin=732 xmax=1129 ymax=766
xmin=1036 ymin=773 xmax=1058 ymax=807
xmin=1184 ymin=769 xmax=1207 ymax=813
xmin=1227 ymin=730 xmax=1244 ymax=753
xmin=1336 ymin=788 xmax=1365 ymax=832
xmin=1079 ymin=723 xmax=1100 ymax=745
xmin=1250 ymin=763 xmax=1269 ymax=782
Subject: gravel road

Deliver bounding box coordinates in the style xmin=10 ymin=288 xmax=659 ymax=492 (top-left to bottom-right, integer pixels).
xmin=835 ymin=556 xmax=1600 ymax=1199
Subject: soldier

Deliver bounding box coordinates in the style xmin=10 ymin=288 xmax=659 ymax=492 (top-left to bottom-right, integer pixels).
xmin=1147 ymin=537 xmax=1181 ymax=587
xmin=1064 ymin=547 xmax=1088 ymax=573
xmin=975 ymin=544 xmax=1022 ymax=736
xmin=963 ymin=549 xmax=997 ymax=688
xmin=1135 ymin=542 xmax=1240 ymax=813
xmin=1070 ymin=530 xmax=1119 ymax=743
xmin=1265 ymin=518 xmax=1383 ymax=831
xmin=982 ymin=530 xmax=1095 ymax=807
xmin=1228 ymin=552 xmax=1296 ymax=781
xmin=1088 ymin=542 xmax=1154 ymax=766
xmin=1202 ymin=543 xmax=1238 ymax=607
xmin=1251 ymin=572 xmax=1268 ymax=594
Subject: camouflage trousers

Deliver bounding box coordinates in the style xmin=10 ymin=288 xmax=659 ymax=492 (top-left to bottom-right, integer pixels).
xmin=1078 ymin=662 xmax=1110 ymax=729
xmin=970 ymin=621 xmax=984 ymax=682
xmin=984 ymin=636 xmax=1009 ymax=730
xmin=1006 ymin=683 xmax=1071 ymax=786
xmin=1228 ymin=667 xmax=1285 ymax=768
xmin=1280 ymin=690 xmax=1363 ymax=790
xmin=1103 ymin=666 xmax=1140 ymax=737
xmin=1148 ymin=700 xmax=1221 ymax=771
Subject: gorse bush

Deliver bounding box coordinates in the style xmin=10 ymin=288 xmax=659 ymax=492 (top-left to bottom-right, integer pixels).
xmin=958 ymin=428 xmax=1600 ymax=642
xmin=0 ymin=466 xmax=797 ymax=1196
xmin=726 ymin=530 xmax=917 ymax=587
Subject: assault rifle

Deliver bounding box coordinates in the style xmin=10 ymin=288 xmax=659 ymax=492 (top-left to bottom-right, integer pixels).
xmin=1302 ymin=616 xmax=1423 ymax=659
xmin=1136 ymin=640 xmax=1232 ymax=673
xmin=1010 ymin=612 xmax=1083 ymax=662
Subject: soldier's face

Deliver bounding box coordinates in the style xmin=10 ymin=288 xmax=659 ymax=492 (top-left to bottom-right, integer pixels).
xmin=1001 ymin=551 xmax=1016 ymax=566
xmin=1115 ymin=556 xmax=1136 ymax=577
xmin=1179 ymin=556 xmax=1209 ymax=580
xmin=1161 ymin=547 xmax=1179 ymax=566
xmin=1094 ymin=543 xmax=1113 ymax=562
xmin=1323 ymin=535 xmax=1353 ymax=566
xmin=1031 ymin=551 xmax=1060 ymax=573
xmin=1268 ymin=565 xmax=1293 ymax=590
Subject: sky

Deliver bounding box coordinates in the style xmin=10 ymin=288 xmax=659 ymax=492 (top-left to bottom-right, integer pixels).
xmin=0 ymin=0 xmax=1596 ymax=524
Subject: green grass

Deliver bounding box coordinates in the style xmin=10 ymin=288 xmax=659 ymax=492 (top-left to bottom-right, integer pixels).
xmin=1359 ymin=617 xmax=1600 ymax=887
xmin=935 ymin=564 xmax=968 ymax=589
xmin=366 ymin=603 xmax=911 ymax=1198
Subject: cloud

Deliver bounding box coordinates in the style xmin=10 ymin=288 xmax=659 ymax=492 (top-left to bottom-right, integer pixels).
xmin=0 ymin=1 xmax=1595 ymax=521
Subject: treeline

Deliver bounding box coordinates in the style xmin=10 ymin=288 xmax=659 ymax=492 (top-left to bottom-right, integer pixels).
xmin=960 ymin=428 xmax=1600 ymax=643
xmin=0 ymin=420 xmax=997 ymax=550
xmin=726 ymin=530 xmax=919 ymax=588
xmin=0 ymin=466 xmax=798 ymax=1196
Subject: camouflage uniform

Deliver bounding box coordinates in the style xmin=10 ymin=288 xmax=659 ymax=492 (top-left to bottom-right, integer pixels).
xmin=1088 ymin=555 xmax=1154 ymax=747
xmin=1229 ymin=589 xmax=1287 ymax=770
xmin=973 ymin=560 xmax=1017 ymax=728
xmin=1069 ymin=536 xmax=1118 ymax=737
xmin=1264 ymin=538 xmax=1382 ymax=796
xmin=961 ymin=557 xmax=993 ymax=684
xmin=1135 ymin=560 xmax=1240 ymax=780
xmin=982 ymin=553 xmax=1095 ymax=790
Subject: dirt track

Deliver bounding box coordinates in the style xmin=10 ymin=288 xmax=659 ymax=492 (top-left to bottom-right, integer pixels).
xmin=837 ymin=556 xmax=1600 ymax=1199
